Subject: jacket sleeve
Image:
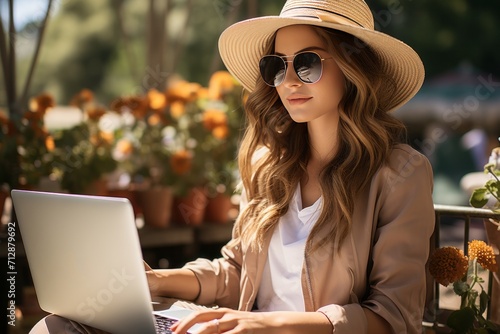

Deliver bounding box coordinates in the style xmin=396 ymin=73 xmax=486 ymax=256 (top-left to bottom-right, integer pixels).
xmin=318 ymin=147 xmax=435 ymax=334
xmin=181 ymin=190 xmax=248 ymax=309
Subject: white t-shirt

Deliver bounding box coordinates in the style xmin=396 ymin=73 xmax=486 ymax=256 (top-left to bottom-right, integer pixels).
xmin=256 ymin=184 xmax=322 ymax=311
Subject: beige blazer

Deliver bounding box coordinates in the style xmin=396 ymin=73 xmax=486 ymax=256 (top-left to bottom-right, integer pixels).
xmin=184 ymin=144 xmax=435 ymax=334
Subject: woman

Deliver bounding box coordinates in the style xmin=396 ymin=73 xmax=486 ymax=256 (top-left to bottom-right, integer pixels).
xmin=151 ymin=0 xmax=434 ymax=333
xmin=32 ymin=0 xmax=434 ymax=333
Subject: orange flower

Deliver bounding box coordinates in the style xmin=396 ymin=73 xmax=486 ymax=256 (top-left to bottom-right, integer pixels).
xmin=242 ymin=91 xmax=249 ymax=105
xmin=90 ymin=132 xmax=113 ymax=146
xmin=147 ymin=114 xmax=162 ymax=126
xmin=212 ymin=125 xmax=229 ymax=139
xmin=116 ymin=139 xmax=133 ymax=155
xmin=23 ymin=110 xmax=44 ymax=122
xmin=86 ymin=106 xmax=107 ymax=121
xmin=100 ymin=131 xmax=114 ymax=145
xmin=110 ymin=96 xmax=148 ymax=118
xmin=147 ymin=89 xmax=168 ymax=111
xmin=89 ymin=134 xmax=99 ymax=146
xmin=170 ymin=101 xmax=186 ymax=119
xmin=0 ymin=112 xmax=8 ymax=125
xmin=468 ymin=240 xmax=498 ymax=272
xmin=0 ymin=115 xmax=17 ymax=135
xmin=32 ymin=125 xmax=49 ymax=139
xmin=45 ymin=135 xmax=55 ymax=152
xmin=166 ymin=80 xmax=202 ymax=103
xmin=197 ymin=87 xmax=210 ymax=100
xmin=202 ymin=109 xmax=227 ymax=131
xmin=429 ymin=246 xmax=469 ymax=287
xmin=70 ymin=89 xmax=94 ymax=107
xmin=170 ymin=150 xmax=192 ymax=175
xmin=208 ymin=71 xmax=235 ymax=100
xmin=29 ymin=93 xmax=55 ymax=114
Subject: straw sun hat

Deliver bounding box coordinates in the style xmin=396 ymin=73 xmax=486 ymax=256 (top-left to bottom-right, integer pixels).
xmin=218 ymin=0 xmax=424 ymax=112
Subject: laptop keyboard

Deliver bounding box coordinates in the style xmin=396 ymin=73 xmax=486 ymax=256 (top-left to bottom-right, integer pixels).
xmin=154 ymin=315 xmax=176 ymax=334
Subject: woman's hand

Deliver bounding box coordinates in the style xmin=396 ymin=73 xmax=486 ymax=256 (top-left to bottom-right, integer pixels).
xmin=170 ymin=308 xmax=333 ymax=334
xmin=170 ymin=308 xmax=272 ymax=334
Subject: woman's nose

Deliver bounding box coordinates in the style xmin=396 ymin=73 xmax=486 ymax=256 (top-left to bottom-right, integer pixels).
xmin=282 ymin=63 xmax=302 ymax=87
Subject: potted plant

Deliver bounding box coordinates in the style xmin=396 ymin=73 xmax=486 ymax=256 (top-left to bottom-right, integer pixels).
xmin=110 ymin=90 xmax=178 ymax=228
xmin=199 ymin=71 xmax=244 ymax=224
xmin=469 ymin=143 xmax=500 ymax=326
xmin=51 ymin=89 xmax=117 ymax=195
xmin=428 ymin=240 xmax=499 ymax=333
xmin=0 ymin=94 xmax=55 ymax=191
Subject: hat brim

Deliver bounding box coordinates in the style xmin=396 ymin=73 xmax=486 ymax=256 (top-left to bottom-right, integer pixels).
xmin=218 ymin=16 xmax=424 ymax=112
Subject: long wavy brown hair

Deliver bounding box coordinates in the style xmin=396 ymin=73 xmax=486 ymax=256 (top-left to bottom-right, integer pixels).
xmin=234 ymin=26 xmax=406 ymax=253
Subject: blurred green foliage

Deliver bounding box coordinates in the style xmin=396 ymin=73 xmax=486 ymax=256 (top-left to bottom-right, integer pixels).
xmin=2 ymin=0 xmax=500 ymax=108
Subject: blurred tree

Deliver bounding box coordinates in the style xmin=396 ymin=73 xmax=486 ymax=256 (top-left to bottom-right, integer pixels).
xmin=27 ymin=0 xmax=281 ymax=103
xmin=0 ymin=0 xmax=54 ymax=191
xmin=13 ymin=0 xmax=500 ymax=105
xmin=0 ymin=0 xmax=53 ymax=120
xmin=27 ymin=0 xmax=120 ymax=104
xmin=371 ymin=0 xmax=500 ymax=80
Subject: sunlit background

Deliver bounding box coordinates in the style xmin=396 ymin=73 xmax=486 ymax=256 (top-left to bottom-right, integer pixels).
xmin=1 ymin=1 xmax=500 ymax=332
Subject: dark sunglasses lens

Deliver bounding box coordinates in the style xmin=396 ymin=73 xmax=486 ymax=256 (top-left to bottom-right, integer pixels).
xmin=293 ymin=52 xmax=322 ymax=83
xmin=259 ymin=56 xmax=286 ymax=87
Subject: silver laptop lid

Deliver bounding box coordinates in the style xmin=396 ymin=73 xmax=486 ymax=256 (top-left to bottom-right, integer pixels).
xmin=11 ymin=189 xmax=157 ymax=334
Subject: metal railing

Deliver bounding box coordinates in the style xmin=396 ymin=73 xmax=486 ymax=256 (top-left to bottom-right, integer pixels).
xmin=424 ymin=204 xmax=500 ymax=330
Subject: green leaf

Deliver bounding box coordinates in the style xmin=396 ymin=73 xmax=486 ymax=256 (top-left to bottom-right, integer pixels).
xmin=485 ymin=320 xmax=500 ymax=333
xmin=485 ymin=179 xmax=500 ymax=196
xmin=447 ymin=307 xmax=475 ymax=333
xmin=453 ymin=280 xmax=470 ymax=296
xmin=475 ymin=328 xmax=490 ymax=334
xmin=470 ymin=187 xmax=490 ymax=208
xmin=484 ymin=163 xmax=496 ymax=173
xmin=479 ymin=290 xmax=489 ymax=315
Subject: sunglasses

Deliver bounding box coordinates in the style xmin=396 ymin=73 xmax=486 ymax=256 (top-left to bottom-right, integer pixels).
xmin=259 ymin=51 xmax=333 ymax=87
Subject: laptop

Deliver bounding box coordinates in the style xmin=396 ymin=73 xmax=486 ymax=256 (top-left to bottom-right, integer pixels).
xmin=11 ymin=189 xmax=202 ymax=334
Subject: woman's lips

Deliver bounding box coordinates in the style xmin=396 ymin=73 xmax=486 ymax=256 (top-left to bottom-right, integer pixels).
xmin=287 ymin=97 xmax=312 ymax=105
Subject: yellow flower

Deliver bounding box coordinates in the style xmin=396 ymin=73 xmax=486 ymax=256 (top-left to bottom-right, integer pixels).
xmin=468 ymin=240 xmax=498 ymax=272
xmin=429 ymin=246 xmax=469 ymax=287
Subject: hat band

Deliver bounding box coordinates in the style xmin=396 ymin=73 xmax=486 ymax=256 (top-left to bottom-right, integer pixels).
xmin=281 ymin=6 xmax=365 ymax=28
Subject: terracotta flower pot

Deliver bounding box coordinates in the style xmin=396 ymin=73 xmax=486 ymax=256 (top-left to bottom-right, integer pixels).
xmin=204 ymin=193 xmax=239 ymax=224
xmin=137 ymin=187 xmax=174 ymax=228
xmin=107 ymin=188 xmax=141 ymax=217
xmin=83 ymin=178 xmax=109 ymax=196
xmin=172 ymin=187 xmax=208 ymax=226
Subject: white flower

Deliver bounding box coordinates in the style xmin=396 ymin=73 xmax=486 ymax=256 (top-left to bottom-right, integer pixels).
xmin=489 ymin=146 xmax=500 ymax=170
xmin=98 ymin=112 xmax=122 ymax=133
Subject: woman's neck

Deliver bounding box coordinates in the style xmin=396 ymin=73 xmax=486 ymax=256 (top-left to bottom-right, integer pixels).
xmin=307 ymin=120 xmax=339 ymax=166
